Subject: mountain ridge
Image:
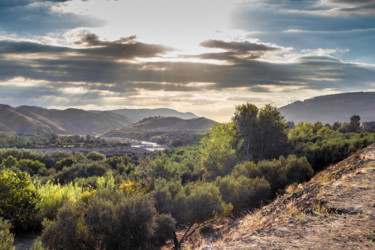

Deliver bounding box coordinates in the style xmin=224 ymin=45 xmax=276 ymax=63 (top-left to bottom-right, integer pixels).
xmin=0 ymin=104 xmax=202 ymax=135
xmin=279 ymin=92 xmax=375 ymax=124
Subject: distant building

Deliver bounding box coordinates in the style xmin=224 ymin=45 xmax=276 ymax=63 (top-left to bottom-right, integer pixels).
xmin=361 ymin=122 xmax=375 ymax=130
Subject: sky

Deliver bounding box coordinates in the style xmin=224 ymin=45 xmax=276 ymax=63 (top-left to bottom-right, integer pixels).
xmin=0 ymin=0 xmax=375 ymax=121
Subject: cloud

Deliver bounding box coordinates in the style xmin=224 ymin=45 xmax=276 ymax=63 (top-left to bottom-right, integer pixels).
xmin=1 ymin=33 xmax=375 ymax=118
xmin=321 ymin=0 xmax=375 ymax=15
xmin=192 ymin=39 xmax=281 ymax=62
xmin=233 ymin=0 xmax=375 ymax=64
xmin=0 ymin=32 xmax=173 ymax=60
xmin=0 ymin=0 xmax=100 ymax=35
xmin=1 ymin=37 xmax=374 ymax=91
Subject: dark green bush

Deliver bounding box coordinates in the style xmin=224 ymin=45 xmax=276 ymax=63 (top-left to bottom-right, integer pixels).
xmin=86 ymin=151 xmax=106 ymax=161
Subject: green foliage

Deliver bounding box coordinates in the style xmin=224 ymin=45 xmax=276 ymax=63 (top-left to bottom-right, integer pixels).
xmin=151 ymin=214 xmax=176 ymax=246
xmin=233 ymin=103 xmax=289 ymax=161
xmin=289 ymin=121 xmax=375 ymax=171
xmin=216 ymin=176 xmax=271 ymax=211
xmin=256 ymin=155 xmax=313 ymax=194
xmin=86 ymin=151 xmax=106 ymax=161
xmin=0 ymin=218 xmax=15 ymax=250
xmin=231 ymin=161 xmax=259 ymax=179
xmin=0 ymin=170 xmax=40 ymax=232
xmin=18 ymin=159 xmax=46 ymax=176
xmin=0 ymin=155 xmax=18 ymax=169
xmin=41 ymin=202 xmax=89 ymax=250
xmin=55 ymin=162 xmax=107 ymax=184
xmin=42 ymin=191 xmax=157 ymax=249
xmin=200 ymin=123 xmax=238 ymax=180
xmin=96 ymin=172 xmax=116 ymax=190
xmin=34 ymin=180 xmax=83 ymax=221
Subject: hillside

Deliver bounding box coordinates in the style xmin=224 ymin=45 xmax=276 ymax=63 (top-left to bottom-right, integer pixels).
xmin=279 ymin=92 xmax=375 ymax=124
xmin=186 ymin=144 xmax=375 ymax=249
xmin=108 ymin=108 xmax=198 ymax=123
xmin=103 ymin=116 xmax=217 ymax=145
xmin=0 ymin=105 xmax=132 ymax=135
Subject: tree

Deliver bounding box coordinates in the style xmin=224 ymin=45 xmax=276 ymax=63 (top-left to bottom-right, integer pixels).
xmin=200 ymin=123 xmax=238 ymax=180
xmin=350 ymin=114 xmax=361 ymax=131
xmin=233 ymin=103 xmax=258 ymax=160
xmin=255 ymin=104 xmax=289 ymax=160
xmin=232 ymin=103 xmax=289 ymax=161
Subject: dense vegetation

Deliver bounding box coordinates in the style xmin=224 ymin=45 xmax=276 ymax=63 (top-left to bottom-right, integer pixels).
xmin=0 ymin=134 xmax=130 ymax=149
xmin=1 ymin=103 xmax=374 ymax=249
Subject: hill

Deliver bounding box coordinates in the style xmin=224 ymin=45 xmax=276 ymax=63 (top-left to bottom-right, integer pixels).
xmin=279 ymin=92 xmax=375 ymax=124
xmin=103 ymin=116 xmax=217 ymax=145
xmin=108 ymin=108 xmax=198 ymax=123
xmin=186 ymin=144 xmax=375 ymax=249
xmin=0 ymin=105 xmax=132 ymax=135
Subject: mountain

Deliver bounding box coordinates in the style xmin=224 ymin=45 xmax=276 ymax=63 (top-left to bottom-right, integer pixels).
xmin=102 ymin=116 xmax=217 ymax=145
xmin=108 ymin=108 xmax=198 ymax=123
xmin=185 ymin=144 xmax=375 ymax=249
xmin=0 ymin=105 xmax=132 ymax=135
xmin=279 ymin=92 xmax=375 ymax=124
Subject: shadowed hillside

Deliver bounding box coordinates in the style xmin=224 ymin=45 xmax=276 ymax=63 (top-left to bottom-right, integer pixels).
xmin=103 ymin=116 xmax=217 ymax=145
xmin=185 ymin=144 xmax=375 ymax=249
xmin=0 ymin=105 xmax=132 ymax=135
xmin=279 ymin=92 xmax=375 ymax=124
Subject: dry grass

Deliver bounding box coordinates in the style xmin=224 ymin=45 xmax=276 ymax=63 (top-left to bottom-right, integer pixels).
xmin=182 ymin=144 xmax=375 ymax=250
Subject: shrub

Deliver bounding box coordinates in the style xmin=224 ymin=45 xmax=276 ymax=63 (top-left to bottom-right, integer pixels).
xmin=86 ymin=151 xmax=105 ymax=161
xmin=41 ymin=191 xmax=158 ymax=250
xmin=41 ymin=202 xmax=89 ymax=250
xmin=0 ymin=218 xmax=15 ymax=250
xmin=18 ymin=159 xmax=46 ymax=176
xmin=0 ymin=170 xmax=39 ymax=232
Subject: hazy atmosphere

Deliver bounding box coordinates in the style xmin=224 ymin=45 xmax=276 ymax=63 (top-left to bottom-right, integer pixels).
xmin=1 ymin=0 xmax=375 ymax=121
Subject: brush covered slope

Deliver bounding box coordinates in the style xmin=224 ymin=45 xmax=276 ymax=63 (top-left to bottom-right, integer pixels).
xmin=0 ymin=105 xmax=132 ymax=135
xmin=279 ymin=92 xmax=375 ymax=124
xmin=103 ymin=116 xmax=217 ymax=145
xmin=187 ymin=144 xmax=375 ymax=249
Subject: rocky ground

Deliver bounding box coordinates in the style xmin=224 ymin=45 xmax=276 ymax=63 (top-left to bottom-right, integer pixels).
xmin=184 ymin=144 xmax=375 ymax=249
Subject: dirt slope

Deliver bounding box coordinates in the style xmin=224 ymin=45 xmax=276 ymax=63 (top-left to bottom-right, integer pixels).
xmin=186 ymin=144 xmax=375 ymax=249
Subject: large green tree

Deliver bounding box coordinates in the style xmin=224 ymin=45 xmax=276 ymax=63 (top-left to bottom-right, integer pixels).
xmin=233 ymin=103 xmax=289 ymax=161
xmin=233 ymin=103 xmax=258 ymax=160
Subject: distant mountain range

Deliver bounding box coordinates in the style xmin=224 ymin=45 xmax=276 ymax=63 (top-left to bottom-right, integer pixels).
xmin=108 ymin=108 xmax=197 ymax=123
xmin=102 ymin=116 xmax=217 ymax=145
xmin=279 ymin=92 xmax=375 ymax=124
xmin=0 ymin=105 xmax=200 ymax=135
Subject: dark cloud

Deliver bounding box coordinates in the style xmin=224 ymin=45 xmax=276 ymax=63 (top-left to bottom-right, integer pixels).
xmin=0 ymin=33 xmax=173 ymax=60
xmin=194 ymin=39 xmax=280 ymax=62
xmin=200 ymin=40 xmax=278 ymax=53
xmin=73 ymin=32 xmax=174 ymax=59
xmin=0 ymin=0 xmax=100 ymax=35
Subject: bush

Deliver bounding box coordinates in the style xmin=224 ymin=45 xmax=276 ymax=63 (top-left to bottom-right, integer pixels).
xmin=86 ymin=151 xmax=105 ymax=161
xmin=41 ymin=191 xmax=158 ymax=250
xmin=0 ymin=170 xmax=40 ymax=232
xmin=0 ymin=218 xmax=15 ymax=250
xmin=216 ymin=175 xmax=271 ymax=212
xmin=18 ymin=159 xmax=46 ymax=176
xmin=41 ymin=202 xmax=88 ymax=250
